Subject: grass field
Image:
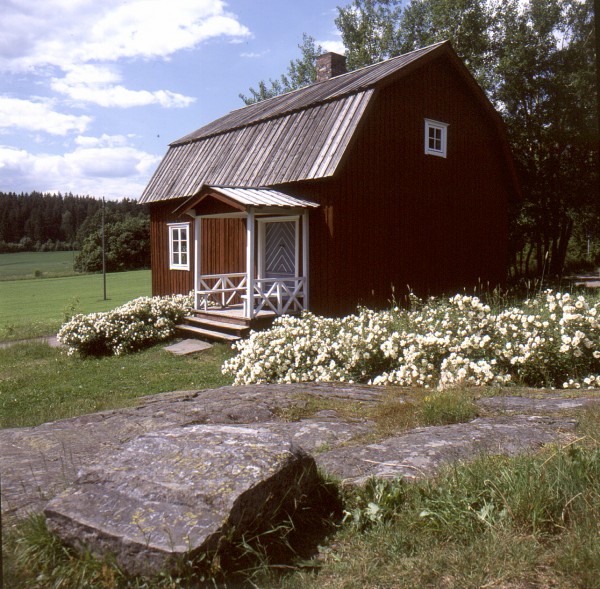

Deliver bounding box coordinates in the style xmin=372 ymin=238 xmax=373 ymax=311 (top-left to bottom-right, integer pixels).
xmin=0 ymin=267 xmax=151 ymax=340
xmin=0 ymin=250 xmax=79 ymax=280
xmin=0 ymin=341 xmax=233 ymax=428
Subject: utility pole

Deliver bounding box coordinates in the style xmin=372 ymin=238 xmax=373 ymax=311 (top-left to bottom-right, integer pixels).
xmin=102 ymin=197 xmax=107 ymax=301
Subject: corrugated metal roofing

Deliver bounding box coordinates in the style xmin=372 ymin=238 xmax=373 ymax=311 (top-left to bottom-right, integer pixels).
xmin=207 ymin=186 xmax=319 ymax=208
xmin=139 ymin=41 xmax=450 ymax=204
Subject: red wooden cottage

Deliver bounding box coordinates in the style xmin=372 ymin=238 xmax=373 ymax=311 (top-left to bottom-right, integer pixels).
xmin=139 ymin=41 xmax=518 ymax=340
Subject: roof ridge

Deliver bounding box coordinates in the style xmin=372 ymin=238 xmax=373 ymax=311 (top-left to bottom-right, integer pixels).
xmin=172 ymin=41 xmax=450 ymax=146
xmin=226 ymin=39 xmax=449 ymax=115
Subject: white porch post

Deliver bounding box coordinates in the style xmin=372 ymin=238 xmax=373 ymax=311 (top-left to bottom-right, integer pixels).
xmin=245 ymin=208 xmax=255 ymax=319
xmin=302 ymin=209 xmax=309 ymax=310
xmin=194 ymin=216 xmax=201 ymax=309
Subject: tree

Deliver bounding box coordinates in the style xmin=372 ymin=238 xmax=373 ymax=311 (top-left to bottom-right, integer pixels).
xmin=335 ymin=0 xmax=403 ymax=69
xmin=74 ymin=216 xmax=150 ymax=273
xmin=240 ymin=34 xmax=324 ymax=104
xmin=396 ymin=0 xmax=493 ymax=91
xmin=239 ymin=0 xmax=598 ymax=277
xmin=489 ymin=0 xmax=597 ymax=276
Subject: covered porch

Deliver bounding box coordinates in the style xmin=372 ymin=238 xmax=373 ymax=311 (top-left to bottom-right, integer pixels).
xmin=178 ymin=186 xmax=319 ymax=321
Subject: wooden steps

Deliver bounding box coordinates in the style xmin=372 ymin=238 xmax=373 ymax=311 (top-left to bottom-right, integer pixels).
xmin=175 ymin=313 xmax=250 ymax=343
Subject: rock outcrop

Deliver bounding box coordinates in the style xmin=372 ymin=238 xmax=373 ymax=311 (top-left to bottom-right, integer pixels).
xmin=44 ymin=425 xmax=322 ymax=576
xmin=2 ymin=384 xmax=598 ymax=578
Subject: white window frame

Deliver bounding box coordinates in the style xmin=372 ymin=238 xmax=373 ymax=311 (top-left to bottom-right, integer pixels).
xmin=424 ymin=119 xmax=448 ymax=158
xmin=168 ymin=223 xmax=190 ymax=270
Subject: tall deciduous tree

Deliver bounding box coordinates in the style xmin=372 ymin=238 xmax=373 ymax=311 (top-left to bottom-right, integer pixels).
xmin=240 ymin=0 xmax=598 ymax=277
xmin=239 ymin=34 xmax=323 ymax=104
xmin=335 ymin=0 xmax=403 ymax=69
xmin=489 ymin=0 xmax=597 ymax=276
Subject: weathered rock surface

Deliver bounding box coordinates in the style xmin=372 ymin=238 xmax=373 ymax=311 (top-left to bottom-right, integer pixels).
xmin=477 ymin=395 xmax=600 ymax=413
xmin=2 ymin=383 xmax=599 ymax=578
xmin=316 ymin=415 xmax=578 ymax=484
xmin=1 ymin=383 xmax=376 ymax=519
xmin=44 ymin=425 xmax=321 ymax=576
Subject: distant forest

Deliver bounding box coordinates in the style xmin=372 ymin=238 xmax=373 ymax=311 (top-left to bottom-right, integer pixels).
xmin=0 ymin=192 xmax=148 ymax=254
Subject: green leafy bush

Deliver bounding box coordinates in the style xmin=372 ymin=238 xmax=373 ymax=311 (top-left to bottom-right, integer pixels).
xmin=57 ymin=294 xmax=192 ymax=356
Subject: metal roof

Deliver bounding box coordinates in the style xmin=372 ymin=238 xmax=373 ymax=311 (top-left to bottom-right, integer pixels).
xmin=139 ymin=41 xmax=451 ymax=204
xmin=206 ymin=186 xmax=319 ymax=209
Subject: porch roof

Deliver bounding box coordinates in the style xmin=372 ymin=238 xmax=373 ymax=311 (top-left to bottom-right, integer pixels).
xmin=175 ymin=185 xmax=320 ymax=215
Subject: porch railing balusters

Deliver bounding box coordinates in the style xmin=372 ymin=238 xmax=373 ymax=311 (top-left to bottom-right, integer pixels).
xmin=196 ymin=273 xmax=306 ymax=317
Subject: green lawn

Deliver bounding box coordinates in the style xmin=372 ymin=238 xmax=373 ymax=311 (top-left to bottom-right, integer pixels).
xmin=0 ymin=250 xmax=79 ymax=280
xmin=0 ymin=269 xmax=151 ymax=340
xmin=0 ymin=341 xmax=233 ymax=428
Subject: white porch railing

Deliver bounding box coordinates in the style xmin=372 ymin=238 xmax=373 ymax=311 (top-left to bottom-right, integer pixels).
xmin=248 ymin=277 xmax=306 ymax=317
xmin=196 ymin=273 xmax=247 ymax=310
xmin=196 ymin=273 xmax=306 ymax=318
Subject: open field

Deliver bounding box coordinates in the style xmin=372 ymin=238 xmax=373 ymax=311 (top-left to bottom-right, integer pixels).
xmin=0 ymin=269 xmax=151 ymax=340
xmin=0 ymin=250 xmax=79 ymax=280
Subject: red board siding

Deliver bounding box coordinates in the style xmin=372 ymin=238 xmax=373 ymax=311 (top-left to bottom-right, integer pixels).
xmin=149 ymin=54 xmax=513 ymax=317
xmin=200 ymin=217 xmax=246 ymax=275
xmin=149 ymin=200 xmax=194 ymax=296
xmin=279 ymin=55 xmax=512 ymax=316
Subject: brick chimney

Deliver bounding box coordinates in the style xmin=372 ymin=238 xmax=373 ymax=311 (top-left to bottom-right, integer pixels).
xmin=316 ymin=52 xmax=347 ymax=83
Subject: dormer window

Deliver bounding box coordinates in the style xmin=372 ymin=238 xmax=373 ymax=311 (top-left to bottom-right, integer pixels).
xmin=425 ymin=119 xmax=448 ymax=158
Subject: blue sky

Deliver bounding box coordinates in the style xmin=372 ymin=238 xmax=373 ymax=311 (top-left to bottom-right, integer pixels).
xmin=0 ymin=0 xmax=346 ymax=200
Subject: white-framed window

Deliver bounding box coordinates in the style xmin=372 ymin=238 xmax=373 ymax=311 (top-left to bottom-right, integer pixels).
xmin=168 ymin=223 xmax=190 ymax=270
xmin=424 ymin=119 xmax=448 ymax=158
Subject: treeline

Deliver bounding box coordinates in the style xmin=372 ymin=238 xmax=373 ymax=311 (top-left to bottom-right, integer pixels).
xmin=0 ymin=192 xmax=148 ymax=254
xmin=0 ymin=192 xmax=150 ymax=273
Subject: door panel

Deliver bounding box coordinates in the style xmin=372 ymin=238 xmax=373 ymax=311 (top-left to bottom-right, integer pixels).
xmin=265 ymin=221 xmax=295 ymax=277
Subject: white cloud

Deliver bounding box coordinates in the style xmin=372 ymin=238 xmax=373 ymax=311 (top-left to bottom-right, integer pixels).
xmin=241 ymin=50 xmax=270 ymax=59
xmin=0 ymin=0 xmax=251 ymax=72
xmin=318 ymin=40 xmax=346 ymax=55
xmin=75 ymin=134 xmax=135 ymax=148
xmin=0 ymin=142 xmax=161 ymax=199
xmin=51 ymin=66 xmax=195 ymax=108
xmin=0 ymin=97 xmax=92 ymax=135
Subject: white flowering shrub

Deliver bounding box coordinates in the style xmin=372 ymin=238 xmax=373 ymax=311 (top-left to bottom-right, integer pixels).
xmin=222 ymin=291 xmax=600 ymax=389
xmin=58 ymin=293 xmax=193 ymax=356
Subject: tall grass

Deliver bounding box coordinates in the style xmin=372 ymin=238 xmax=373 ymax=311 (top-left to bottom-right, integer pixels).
xmin=276 ymin=438 xmax=600 ymax=589
xmin=6 ymin=439 xmax=600 ymax=588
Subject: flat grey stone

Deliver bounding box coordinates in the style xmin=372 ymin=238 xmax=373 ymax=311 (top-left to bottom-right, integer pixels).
xmin=44 ymin=425 xmax=319 ymax=577
xmin=477 ymin=395 xmax=600 ymax=413
xmin=316 ymin=415 xmax=578 ymax=485
xmin=164 ymin=339 xmax=212 ymax=355
xmin=1 ymin=383 xmax=378 ymax=519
